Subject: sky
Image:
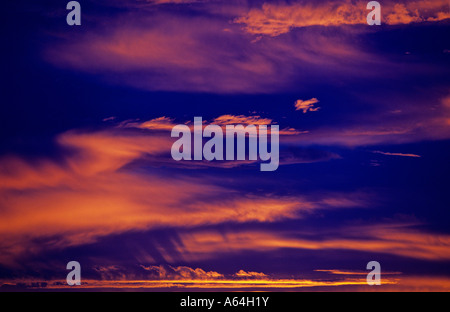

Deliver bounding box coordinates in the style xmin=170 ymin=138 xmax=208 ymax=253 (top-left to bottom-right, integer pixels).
xmin=0 ymin=0 xmax=449 ymax=291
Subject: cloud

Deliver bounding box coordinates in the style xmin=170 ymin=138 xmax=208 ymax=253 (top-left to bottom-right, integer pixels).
xmin=140 ymin=265 xmax=224 ymax=280
xmin=372 ymin=151 xmax=421 ymax=158
xmin=213 ymin=114 xmax=273 ymax=126
xmin=283 ymin=93 xmax=450 ymax=147
xmin=0 ymin=263 xmax=400 ymax=290
xmin=234 ymin=270 xmax=268 ymax=279
xmin=0 ymin=272 xmax=400 ymax=290
xmin=41 ymin=0 xmax=450 ymax=146
xmin=43 ymin=1 xmax=402 ymax=94
xmin=177 ymin=222 xmax=450 ymax=262
xmin=0 ymin=124 xmax=353 ymax=266
xmin=120 ymin=117 xmax=177 ymax=131
xmin=7 ymin=274 xmax=450 ymax=291
xmin=94 ymin=265 xmax=131 ymax=281
xmin=385 ymin=1 xmax=450 ymax=24
xmin=234 ymin=1 xmax=367 ymax=36
xmin=44 ymin=12 xmax=284 ymax=93
xmin=295 ymin=98 xmax=320 ymax=113
xmin=315 ymin=269 xmax=402 ymax=275
xmin=235 ymin=0 xmax=450 ymax=36
xmin=120 ymin=114 xmax=303 ymax=136
xmin=2 ymin=260 xmax=449 ymax=291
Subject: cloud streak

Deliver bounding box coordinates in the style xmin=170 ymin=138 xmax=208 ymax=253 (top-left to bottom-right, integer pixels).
xmin=176 ymin=222 xmax=450 ymax=262
xmin=372 ymin=151 xmax=421 ymax=158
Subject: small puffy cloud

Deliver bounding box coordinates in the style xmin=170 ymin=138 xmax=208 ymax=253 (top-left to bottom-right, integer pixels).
xmin=140 ymin=265 xmax=224 ymax=280
xmin=295 ymin=98 xmax=320 ymax=113
xmin=234 ymin=270 xmax=268 ymax=279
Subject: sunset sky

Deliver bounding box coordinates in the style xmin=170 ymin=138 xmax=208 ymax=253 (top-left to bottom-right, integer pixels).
xmin=1 ymin=0 xmax=449 ymax=291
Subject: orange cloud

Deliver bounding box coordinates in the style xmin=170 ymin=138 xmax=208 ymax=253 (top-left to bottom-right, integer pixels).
xmin=213 ymin=115 xmax=273 ymax=126
xmin=385 ymin=0 xmax=450 ymax=24
xmin=45 ymin=2 xmax=396 ymax=94
xmin=211 ymin=115 xmax=305 ymax=135
xmin=3 ymin=261 xmax=450 ymax=291
xmin=7 ymin=274 xmax=450 ymax=291
xmin=140 ymin=265 xmax=224 ymax=280
xmin=234 ymin=270 xmax=268 ymax=279
xmin=176 ymin=222 xmax=450 ymax=262
xmin=0 ymin=264 xmax=400 ymax=290
xmin=282 ymin=93 xmax=450 ymax=147
xmin=235 ymin=1 xmax=366 ymax=36
xmin=0 ymin=126 xmax=356 ymax=266
xmin=235 ymin=0 xmax=450 ymax=36
xmin=121 ymin=115 xmax=303 ymax=136
xmin=372 ymin=151 xmax=421 ymax=157
xmin=295 ymin=98 xmax=320 ymax=113
xmin=315 ymin=269 xmax=402 ymax=275
xmin=0 ymin=276 xmax=391 ymax=290
xmin=120 ymin=117 xmax=177 ymax=131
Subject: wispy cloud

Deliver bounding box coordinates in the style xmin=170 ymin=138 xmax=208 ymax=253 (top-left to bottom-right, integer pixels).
xmin=177 ymin=222 xmax=450 ymax=262
xmin=121 ymin=114 xmax=303 ymax=135
xmin=213 ymin=114 xmax=273 ymax=126
xmin=283 ymin=94 xmax=450 ymax=147
xmin=43 ymin=1 xmax=400 ymax=94
xmin=315 ymin=269 xmax=402 ymax=275
xmin=0 ymin=124 xmax=360 ymax=266
xmin=120 ymin=117 xmax=177 ymax=131
xmin=373 ymin=151 xmax=421 ymax=158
